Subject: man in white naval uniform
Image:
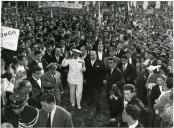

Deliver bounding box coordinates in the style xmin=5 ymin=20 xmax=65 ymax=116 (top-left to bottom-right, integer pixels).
xmin=61 ymin=49 xmax=86 ymax=109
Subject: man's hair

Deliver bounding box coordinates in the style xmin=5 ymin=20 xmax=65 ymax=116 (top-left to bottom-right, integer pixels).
xmin=40 ymin=93 xmax=56 ymax=103
xmin=108 ymin=57 xmax=116 ymax=63
xmin=34 ymin=50 xmax=42 ymax=56
xmin=123 ymin=84 xmax=136 ymax=93
xmin=17 ymin=54 xmax=25 ymax=61
xmin=31 ymin=65 xmax=42 ymax=74
xmin=125 ymin=104 xmax=140 ymax=120
xmin=80 ymin=45 xmax=87 ymax=50
xmin=157 ymin=75 xmax=166 ymax=81
xmin=121 ymin=55 xmax=127 ymax=60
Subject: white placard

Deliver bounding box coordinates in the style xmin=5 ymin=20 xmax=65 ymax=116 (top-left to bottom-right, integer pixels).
xmin=1 ymin=26 xmax=20 ymax=51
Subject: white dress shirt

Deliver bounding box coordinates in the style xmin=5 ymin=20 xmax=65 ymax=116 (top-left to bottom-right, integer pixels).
xmin=98 ymin=51 xmax=103 ymax=61
xmin=55 ymin=55 xmax=59 ymax=62
xmin=49 ymin=105 xmax=56 ymax=127
xmin=128 ymin=57 xmax=132 ymax=64
xmin=123 ymin=63 xmax=128 ymax=71
xmin=128 ymin=120 xmax=139 ymax=128
xmin=91 ymin=59 xmax=96 ymax=66
xmin=35 ymin=60 xmax=43 ymax=69
xmin=32 ymin=76 xmax=42 ymax=88
xmin=62 ymin=57 xmax=86 ymax=84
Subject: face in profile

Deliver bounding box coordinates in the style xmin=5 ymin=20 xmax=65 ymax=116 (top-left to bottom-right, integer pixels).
xmin=41 ymin=101 xmax=52 ymax=113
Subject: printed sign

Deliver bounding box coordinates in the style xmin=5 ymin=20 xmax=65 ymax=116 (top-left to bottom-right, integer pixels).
xmin=1 ymin=26 xmax=20 ymax=51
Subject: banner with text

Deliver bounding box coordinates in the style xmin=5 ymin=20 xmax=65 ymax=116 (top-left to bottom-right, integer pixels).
xmin=39 ymin=2 xmax=82 ymax=9
xmin=1 ymin=26 xmax=20 ymax=51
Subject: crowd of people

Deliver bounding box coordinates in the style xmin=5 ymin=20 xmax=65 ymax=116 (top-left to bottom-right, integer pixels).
xmin=1 ymin=2 xmax=173 ymax=128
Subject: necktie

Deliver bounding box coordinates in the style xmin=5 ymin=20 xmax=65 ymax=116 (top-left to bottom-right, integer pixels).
xmin=46 ymin=112 xmax=51 ymax=127
xmin=123 ymin=65 xmax=126 ymax=71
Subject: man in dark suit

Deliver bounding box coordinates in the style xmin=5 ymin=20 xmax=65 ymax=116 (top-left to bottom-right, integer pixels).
xmin=35 ymin=93 xmax=73 ymax=127
xmin=103 ymin=57 xmax=124 ymax=99
xmin=115 ymin=43 xmax=125 ymax=58
xmin=28 ymin=50 xmax=48 ymax=77
xmin=120 ymin=55 xmax=137 ymax=85
xmin=96 ymin=43 xmax=106 ymax=62
xmin=150 ymin=76 xmax=166 ymax=107
xmin=122 ymin=104 xmax=144 ymax=128
xmin=43 ymin=43 xmax=53 ymax=64
xmin=108 ymin=84 xmax=145 ymax=126
xmin=86 ymin=51 xmax=105 ymax=113
xmin=42 ymin=63 xmax=63 ymax=105
xmin=27 ymin=65 xmax=43 ymax=109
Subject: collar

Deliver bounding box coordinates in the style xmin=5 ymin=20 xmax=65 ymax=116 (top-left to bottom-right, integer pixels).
xmin=32 ymin=76 xmax=38 ymax=81
xmin=91 ymin=59 xmax=96 ymax=62
xmin=98 ymin=51 xmax=103 ymax=54
xmin=35 ymin=59 xmax=41 ymax=63
xmin=82 ymin=53 xmax=87 ymax=59
xmin=51 ymin=105 xmax=56 ymax=115
xmin=123 ymin=63 xmax=128 ymax=68
xmin=128 ymin=120 xmax=139 ymax=128
xmin=110 ymin=67 xmax=115 ymax=73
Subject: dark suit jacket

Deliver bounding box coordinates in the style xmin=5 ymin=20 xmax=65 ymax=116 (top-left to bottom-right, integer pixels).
xmin=34 ymin=106 xmax=73 ymax=127
xmin=81 ymin=54 xmax=90 ymax=80
xmin=115 ymin=49 xmax=125 ymax=58
xmin=86 ymin=59 xmax=105 ymax=89
xmin=27 ymin=77 xmax=43 ymax=109
xmin=27 ymin=77 xmax=43 ymax=97
xmin=148 ymin=58 xmax=158 ymax=67
xmin=96 ymin=51 xmax=106 ymax=62
xmin=150 ymin=84 xmax=161 ymax=107
xmin=43 ymin=52 xmax=53 ymax=64
xmin=119 ymin=63 xmax=137 ymax=85
xmin=105 ymin=67 xmax=124 ymax=94
xmin=51 ymin=55 xmax=64 ymax=64
xmin=113 ymin=96 xmax=145 ymax=118
xmin=128 ymin=56 xmax=137 ymax=67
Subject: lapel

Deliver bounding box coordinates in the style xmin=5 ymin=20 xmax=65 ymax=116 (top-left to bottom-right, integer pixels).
xmin=31 ymin=77 xmax=41 ymax=89
xmin=93 ymin=60 xmax=98 ymax=67
xmin=52 ymin=107 xmax=61 ymax=127
xmin=48 ymin=72 xmax=57 ymax=83
xmin=157 ymin=85 xmax=161 ymax=95
xmin=52 ymin=108 xmax=57 ymax=127
xmin=40 ymin=110 xmax=48 ymax=126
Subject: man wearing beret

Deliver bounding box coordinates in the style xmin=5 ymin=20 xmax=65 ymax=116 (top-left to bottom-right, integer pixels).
xmin=42 ymin=63 xmax=63 ymax=105
xmin=1 ymin=91 xmax=39 ymax=128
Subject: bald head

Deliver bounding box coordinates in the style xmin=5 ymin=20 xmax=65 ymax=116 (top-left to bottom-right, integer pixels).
xmin=90 ymin=51 xmax=97 ymax=60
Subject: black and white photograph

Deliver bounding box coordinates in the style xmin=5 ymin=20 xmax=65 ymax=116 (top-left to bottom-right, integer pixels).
xmin=1 ymin=1 xmax=173 ymax=128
